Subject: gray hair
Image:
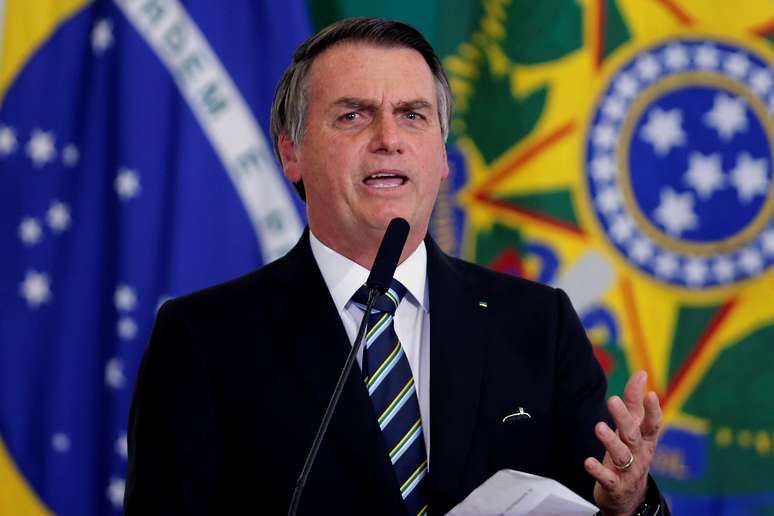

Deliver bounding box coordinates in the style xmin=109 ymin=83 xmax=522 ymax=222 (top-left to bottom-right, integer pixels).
xmin=270 ymin=17 xmax=453 ymax=200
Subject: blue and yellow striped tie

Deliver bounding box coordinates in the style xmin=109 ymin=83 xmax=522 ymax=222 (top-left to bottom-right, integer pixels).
xmin=353 ymin=280 xmax=429 ymax=516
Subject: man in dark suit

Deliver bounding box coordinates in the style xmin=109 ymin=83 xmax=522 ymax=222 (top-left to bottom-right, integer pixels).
xmin=125 ymin=18 xmax=668 ymax=515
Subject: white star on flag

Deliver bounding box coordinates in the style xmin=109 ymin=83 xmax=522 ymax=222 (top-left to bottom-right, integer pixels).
xmin=51 ymin=433 xmax=71 ymax=453
xmin=46 ymin=201 xmax=71 ymax=232
xmin=602 ymin=96 xmax=626 ymax=121
xmin=105 ymin=358 xmax=126 ymax=389
xmin=610 ymin=215 xmax=635 ymax=243
xmin=107 ymin=477 xmax=125 ymax=509
xmin=20 ymin=270 xmax=52 ymax=308
xmin=683 ymin=152 xmax=725 ymax=200
xmin=19 ymin=217 xmax=43 ymax=245
xmin=640 ymin=107 xmax=686 ymax=156
xmin=653 ymin=187 xmax=698 ymax=237
xmin=628 ymin=237 xmax=654 ymax=264
xmin=26 ymin=128 xmax=56 ymax=167
xmin=596 ymin=186 xmax=622 ymax=215
xmin=92 ymin=19 xmax=114 ymax=55
xmin=664 ymin=44 xmax=689 ymax=70
xmin=635 ymin=54 xmax=661 ymax=81
xmin=684 ymin=258 xmax=708 ymax=287
xmin=115 ymin=433 xmax=128 ymax=459
xmin=591 ymin=154 xmax=617 ymax=181
xmin=614 ymin=72 xmax=639 ymax=99
xmin=712 ymin=256 xmax=736 ymax=283
xmin=739 ymin=248 xmax=763 ymax=274
xmin=729 ymin=152 xmax=769 ymax=203
xmin=695 ymin=44 xmax=720 ymax=69
xmin=751 ymin=68 xmax=773 ymax=96
xmin=0 ymin=124 xmax=18 ymax=156
xmin=62 ymin=144 xmax=80 ymax=166
xmin=114 ymin=285 xmax=137 ymax=312
xmin=115 ymin=167 xmax=141 ymax=199
xmin=724 ymin=52 xmax=751 ymax=79
xmin=117 ymin=316 xmax=138 ymax=340
xmin=654 ymin=252 xmax=679 ymax=279
xmin=704 ymin=94 xmax=747 ymax=142
xmin=592 ymin=124 xmax=617 ymax=149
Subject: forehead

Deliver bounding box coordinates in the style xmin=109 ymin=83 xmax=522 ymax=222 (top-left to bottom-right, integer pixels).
xmin=305 ymin=42 xmax=437 ymax=106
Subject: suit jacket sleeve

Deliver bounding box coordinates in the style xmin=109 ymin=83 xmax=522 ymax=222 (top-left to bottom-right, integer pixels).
xmin=124 ymin=301 xmax=225 ymax=515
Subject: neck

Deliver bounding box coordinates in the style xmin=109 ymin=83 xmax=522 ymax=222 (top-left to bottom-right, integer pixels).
xmin=310 ymin=225 xmax=425 ymax=270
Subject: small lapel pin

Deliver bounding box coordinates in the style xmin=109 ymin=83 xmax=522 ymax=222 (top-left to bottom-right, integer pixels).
xmin=502 ymin=406 xmax=531 ymax=423
xmin=478 ymin=301 xmax=488 ymax=308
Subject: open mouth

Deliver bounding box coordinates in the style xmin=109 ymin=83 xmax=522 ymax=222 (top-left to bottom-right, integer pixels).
xmin=362 ymin=172 xmax=408 ymax=188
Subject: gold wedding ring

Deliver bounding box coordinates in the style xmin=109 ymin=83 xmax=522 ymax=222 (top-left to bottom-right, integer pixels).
xmin=614 ymin=452 xmax=635 ymax=471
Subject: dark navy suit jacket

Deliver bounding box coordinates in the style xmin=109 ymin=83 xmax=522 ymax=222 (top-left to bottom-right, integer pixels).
xmin=124 ymin=231 xmax=665 ymax=515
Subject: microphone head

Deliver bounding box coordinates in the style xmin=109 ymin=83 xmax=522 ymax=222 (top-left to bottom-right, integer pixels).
xmin=366 ymin=218 xmax=410 ymax=294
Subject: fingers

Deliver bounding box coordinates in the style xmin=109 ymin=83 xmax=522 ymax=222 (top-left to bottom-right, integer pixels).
xmin=641 ymin=391 xmax=663 ymax=441
xmin=595 ymin=421 xmax=633 ymax=469
xmin=622 ymin=370 xmax=647 ymax=420
xmin=608 ymin=395 xmax=641 ymax=447
xmin=584 ymin=456 xmax=619 ymax=490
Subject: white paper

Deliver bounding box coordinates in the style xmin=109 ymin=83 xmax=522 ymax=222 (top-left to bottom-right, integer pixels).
xmin=446 ymin=469 xmax=599 ymax=516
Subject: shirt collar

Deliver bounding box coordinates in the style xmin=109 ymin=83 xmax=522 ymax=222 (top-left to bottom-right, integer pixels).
xmin=309 ymin=229 xmax=428 ymax=314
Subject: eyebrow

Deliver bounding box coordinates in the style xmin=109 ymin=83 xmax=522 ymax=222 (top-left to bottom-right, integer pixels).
xmin=332 ymin=97 xmax=434 ymax=111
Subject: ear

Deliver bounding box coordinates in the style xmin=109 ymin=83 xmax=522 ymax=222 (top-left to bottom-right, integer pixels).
xmin=278 ymin=133 xmax=301 ymax=182
xmin=440 ymin=144 xmax=449 ymax=181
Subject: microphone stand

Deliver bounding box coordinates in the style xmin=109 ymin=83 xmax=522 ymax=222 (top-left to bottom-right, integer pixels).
xmin=287 ymin=287 xmax=380 ymax=516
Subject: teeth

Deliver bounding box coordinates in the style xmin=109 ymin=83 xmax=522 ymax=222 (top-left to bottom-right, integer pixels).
xmin=368 ymin=173 xmax=398 ymax=179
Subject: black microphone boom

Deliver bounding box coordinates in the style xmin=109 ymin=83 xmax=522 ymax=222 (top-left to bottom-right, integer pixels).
xmin=288 ymin=218 xmax=410 ymax=516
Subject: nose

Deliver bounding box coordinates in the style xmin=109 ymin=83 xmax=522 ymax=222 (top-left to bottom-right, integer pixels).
xmin=369 ymin=113 xmax=403 ymax=154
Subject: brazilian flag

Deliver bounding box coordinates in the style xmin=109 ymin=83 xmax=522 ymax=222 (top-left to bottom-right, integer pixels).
xmin=315 ymin=1 xmax=774 ymax=513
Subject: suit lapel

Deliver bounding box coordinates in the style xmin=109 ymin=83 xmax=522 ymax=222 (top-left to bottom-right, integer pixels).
xmin=268 ymin=231 xmax=405 ymax=511
xmin=426 ymin=238 xmax=488 ymax=501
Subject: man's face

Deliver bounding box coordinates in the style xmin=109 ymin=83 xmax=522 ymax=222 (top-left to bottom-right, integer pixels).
xmin=280 ymin=42 xmax=449 ymax=254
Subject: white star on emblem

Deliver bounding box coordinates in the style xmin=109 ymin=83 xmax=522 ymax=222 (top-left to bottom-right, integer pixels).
xmin=724 ymin=52 xmax=751 ymax=79
xmin=610 ymin=215 xmax=635 ymax=243
xmin=20 ymin=270 xmax=52 ymax=308
xmin=92 ymin=19 xmax=114 ymax=55
xmin=628 ymin=238 xmax=654 ymax=264
xmin=750 ymin=68 xmax=773 ymax=96
xmin=729 ymin=152 xmax=769 ymax=203
xmin=107 ymin=477 xmax=125 ymax=509
xmin=115 ymin=285 xmax=137 ymax=312
xmin=115 ymin=167 xmax=141 ymax=200
xmin=62 ymin=144 xmax=80 ymax=167
xmin=704 ymin=94 xmax=747 ymax=142
xmin=614 ymin=72 xmax=639 ymax=99
xmin=25 ymin=129 xmax=56 ymax=167
xmin=653 ymin=187 xmax=698 ymax=237
xmin=684 ymin=258 xmax=708 ymax=287
xmin=105 ymin=358 xmax=126 ymax=389
xmin=654 ymin=252 xmax=679 ymax=279
xmin=635 ymin=54 xmax=661 ymax=81
xmin=683 ymin=152 xmax=725 ymax=200
xmin=51 ymin=433 xmax=71 ymax=453
xmin=19 ymin=217 xmax=43 ymax=245
xmin=640 ymin=108 xmax=686 ymax=156
xmin=664 ymin=44 xmax=689 ymax=70
xmin=602 ymin=96 xmax=626 ymax=121
xmin=591 ymin=154 xmax=617 ymax=182
xmin=118 ymin=317 xmax=138 ymax=340
xmin=712 ymin=256 xmax=736 ymax=283
xmin=762 ymin=229 xmax=774 ymax=256
xmin=695 ymin=44 xmax=719 ymax=69
xmin=115 ymin=433 xmax=128 ymax=459
xmin=0 ymin=124 xmax=18 ymax=156
xmin=46 ymin=201 xmax=71 ymax=233
xmin=596 ymin=186 xmax=622 ymax=215
xmin=592 ymin=124 xmax=617 ymax=149
xmin=739 ymin=248 xmax=763 ymax=274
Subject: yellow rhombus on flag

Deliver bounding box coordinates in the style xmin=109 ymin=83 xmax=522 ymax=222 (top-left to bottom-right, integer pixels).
xmin=435 ymin=0 xmax=774 ymax=511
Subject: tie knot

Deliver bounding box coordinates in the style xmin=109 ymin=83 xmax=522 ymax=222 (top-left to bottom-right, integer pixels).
xmin=352 ymin=279 xmax=407 ymax=316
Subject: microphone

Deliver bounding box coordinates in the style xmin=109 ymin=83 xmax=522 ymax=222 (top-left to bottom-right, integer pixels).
xmin=288 ymin=218 xmax=410 ymax=516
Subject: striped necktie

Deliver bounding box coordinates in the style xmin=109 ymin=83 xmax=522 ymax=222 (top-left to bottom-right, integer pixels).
xmin=352 ymin=280 xmax=429 ymax=516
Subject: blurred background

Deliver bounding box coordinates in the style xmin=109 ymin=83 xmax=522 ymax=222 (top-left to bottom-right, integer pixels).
xmin=2 ymin=0 xmax=774 ymax=514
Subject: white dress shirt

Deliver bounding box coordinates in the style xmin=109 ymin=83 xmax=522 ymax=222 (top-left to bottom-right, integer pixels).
xmin=309 ymin=231 xmax=431 ymax=457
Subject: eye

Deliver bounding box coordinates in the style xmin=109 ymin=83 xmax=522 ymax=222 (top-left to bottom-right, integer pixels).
xmin=342 ymin=112 xmax=360 ymax=121
xmin=404 ymin=111 xmax=426 ymax=122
